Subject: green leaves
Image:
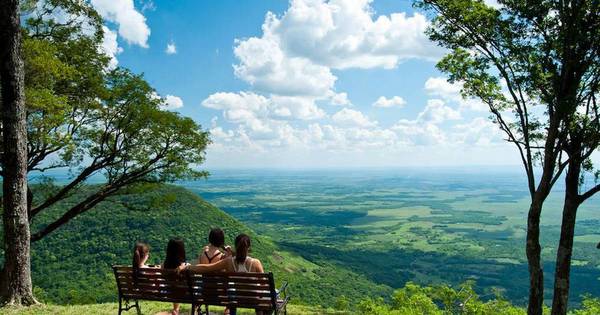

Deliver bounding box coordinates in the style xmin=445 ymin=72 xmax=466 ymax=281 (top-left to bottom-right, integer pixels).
xmin=3 ymin=1 xmax=211 ymax=241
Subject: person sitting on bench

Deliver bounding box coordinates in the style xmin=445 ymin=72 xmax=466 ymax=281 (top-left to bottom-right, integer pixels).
xmin=163 ymin=238 xmax=189 ymax=315
xmin=132 ymin=242 xmax=150 ymax=274
xmin=179 ymin=234 xmax=265 ymax=315
xmin=199 ymin=228 xmax=231 ymax=264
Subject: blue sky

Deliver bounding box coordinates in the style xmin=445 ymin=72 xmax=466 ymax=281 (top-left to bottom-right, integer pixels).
xmin=92 ymin=0 xmax=524 ymax=169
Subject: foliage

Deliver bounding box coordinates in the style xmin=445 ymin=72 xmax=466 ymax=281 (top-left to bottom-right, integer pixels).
xmin=0 ymin=0 xmax=211 ymax=246
xmin=0 ymin=183 xmax=390 ymax=306
xmin=572 ymin=296 xmax=600 ymax=315
xmin=357 ymin=281 xmax=527 ymax=315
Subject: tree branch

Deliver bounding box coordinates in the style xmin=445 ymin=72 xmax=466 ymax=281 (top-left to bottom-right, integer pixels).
xmin=580 ymin=183 xmax=600 ymax=203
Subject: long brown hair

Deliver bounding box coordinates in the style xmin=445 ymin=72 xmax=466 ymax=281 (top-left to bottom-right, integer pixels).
xmin=234 ymin=234 xmax=251 ymax=264
xmin=132 ymin=242 xmax=149 ymax=275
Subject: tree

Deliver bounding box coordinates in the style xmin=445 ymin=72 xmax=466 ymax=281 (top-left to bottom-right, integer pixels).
xmin=0 ymin=0 xmax=211 ymax=302
xmin=550 ymin=6 xmax=600 ymax=310
xmin=416 ymin=0 xmax=598 ymax=314
xmin=0 ymin=0 xmax=37 ymax=306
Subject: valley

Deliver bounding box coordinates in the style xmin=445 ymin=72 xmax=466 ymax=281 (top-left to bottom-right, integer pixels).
xmin=187 ymin=168 xmax=600 ymax=306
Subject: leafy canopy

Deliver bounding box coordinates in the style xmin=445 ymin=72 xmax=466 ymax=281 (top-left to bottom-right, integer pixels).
xmin=0 ymin=0 xmax=210 ymax=241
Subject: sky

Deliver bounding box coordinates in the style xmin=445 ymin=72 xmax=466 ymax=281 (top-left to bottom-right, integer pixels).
xmin=91 ymin=0 xmax=523 ymax=169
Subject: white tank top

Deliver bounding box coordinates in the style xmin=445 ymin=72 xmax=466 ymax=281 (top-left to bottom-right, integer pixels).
xmin=231 ymin=256 xmax=254 ymax=272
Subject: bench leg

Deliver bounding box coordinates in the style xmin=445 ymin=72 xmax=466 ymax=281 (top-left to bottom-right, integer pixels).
xmin=118 ymin=297 xmax=123 ymax=315
xmin=135 ymin=300 xmax=141 ymax=315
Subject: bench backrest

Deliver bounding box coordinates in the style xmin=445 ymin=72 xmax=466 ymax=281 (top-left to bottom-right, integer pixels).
xmin=112 ymin=266 xmax=277 ymax=310
xmin=187 ymin=271 xmax=277 ymax=311
xmin=113 ymin=266 xmax=192 ymax=303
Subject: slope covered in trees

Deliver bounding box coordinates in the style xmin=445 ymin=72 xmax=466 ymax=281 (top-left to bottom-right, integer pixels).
xmin=0 ymin=183 xmax=390 ymax=306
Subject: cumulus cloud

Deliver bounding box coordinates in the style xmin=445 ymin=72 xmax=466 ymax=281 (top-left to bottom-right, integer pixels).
xmin=91 ymin=0 xmax=151 ymax=48
xmin=388 ymin=99 xmax=461 ymax=145
xmin=231 ymin=0 xmax=443 ymax=100
xmin=266 ymin=0 xmax=444 ymax=69
xmin=452 ymin=117 xmax=503 ymax=145
xmin=373 ymin=96 xmax=406 ymax=108
xmin=417 ymin=99 xmax=461 ymax=124
xmin=202 ymin=0 xmax=513 ymax=164
xmin=162 ymin=95 xmax=184 ymax=110
xmin=424 ymin=77 xmax=487 ymax=111
xmin=332 ymin=108 xmax=377 ymax=127
xmin=233 ymin=37 xmax=336 ymax=97
xmin=166 ymin=41 xmax=177 ymax=54
xmin=99 ymin=26 xmax=123 ymax=69
xmin=329 ymin=92 xmax=351 ymax=106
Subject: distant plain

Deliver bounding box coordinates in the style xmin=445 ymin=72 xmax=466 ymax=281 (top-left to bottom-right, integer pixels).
xmin=187 ymin=168 xmax=600 ymax=305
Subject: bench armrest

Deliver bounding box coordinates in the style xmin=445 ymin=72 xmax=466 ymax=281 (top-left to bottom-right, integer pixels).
xmin=276 ymin=281 xmax=289 ymax=297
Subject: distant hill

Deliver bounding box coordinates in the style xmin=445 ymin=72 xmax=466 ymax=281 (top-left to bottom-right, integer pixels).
xmin=1 ymin=183 xmax=391 ymax=306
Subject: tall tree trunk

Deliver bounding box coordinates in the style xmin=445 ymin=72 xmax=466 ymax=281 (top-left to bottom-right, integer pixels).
xmin=551 ymin=160 xmax=581 ymax=315
xmin=0 ymin=0 xmax=37 ymax=306
xmin=527 ymin=198 xmax=544 ymax=315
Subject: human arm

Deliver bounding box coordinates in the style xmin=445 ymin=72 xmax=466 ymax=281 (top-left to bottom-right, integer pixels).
xmin=177 ymin=258 xmax=230 ymax=274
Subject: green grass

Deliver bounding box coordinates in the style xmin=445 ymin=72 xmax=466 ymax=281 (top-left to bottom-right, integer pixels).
xmin=1 ymin=302 xmax=345 ymax=315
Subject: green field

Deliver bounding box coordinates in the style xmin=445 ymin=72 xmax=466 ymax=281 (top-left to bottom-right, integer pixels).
xmin=187 ymin=168 xmax=600 ymax=306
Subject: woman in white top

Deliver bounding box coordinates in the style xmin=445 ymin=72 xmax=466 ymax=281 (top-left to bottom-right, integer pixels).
xmin=179 ymin=234 xmax=264 ymax=315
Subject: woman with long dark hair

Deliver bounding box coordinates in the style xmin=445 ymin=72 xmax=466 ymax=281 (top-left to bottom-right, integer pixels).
xmin=162 ymin=238 xmax=188 ymax=315
xmin=179 ymin=234 xmax=264 ymax=315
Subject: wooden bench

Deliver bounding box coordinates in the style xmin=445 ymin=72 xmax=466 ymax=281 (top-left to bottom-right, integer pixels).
xmin=112 ymin=265 xmax=289 ymax=315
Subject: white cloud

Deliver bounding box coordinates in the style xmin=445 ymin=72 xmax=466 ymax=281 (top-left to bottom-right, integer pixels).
xmin=91 ymin=0 xmax=151 ymax=48
xmin=392 ymin=119 xmax=446 ymax=145
xmin=162 ymin=95 xmax=184 ymax=110
xmin=329 ymin=92 xmax=351 ymax=106
xmin=424 ymin=77 xmax=462 ymax=98
xmin=452 ymin=117 xmax=503 ymax=145
xmin=233 ymin=36 xmax=336 ymax=97
xmin=270 ymin=95 xmax=326 ymax=120
xmin=373 ymin=96 xmax=406 ymax=108
xmin=231 ymin=0 xmax=443 ymax=100
xmin=268 ymin=0 xmax=444 ymax=69
xmin=166 ymin=41 xmax=177 ymax=54
xmin=417 ymin=99 xmax=461 ymax=124
xmin=201 ymin=0 xmax=516 ymax=167
xmin=99 ymin=26 xmax=122 ymax=69
xmin=332 ymin=108 xmax=377 ymax=127
xmin=484 ymin=0 xmax=502 ymax=9
xmin=388 ymin=99 xmax=460 ymax=145
xmin=424 ymin=77 xmax=487 ymax=111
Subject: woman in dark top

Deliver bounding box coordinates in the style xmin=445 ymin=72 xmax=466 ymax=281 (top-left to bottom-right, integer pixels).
xmin=199 ymin=228 xmax=231 ymax=264
xmin=162 ymin=238 xmax=188 ymax=315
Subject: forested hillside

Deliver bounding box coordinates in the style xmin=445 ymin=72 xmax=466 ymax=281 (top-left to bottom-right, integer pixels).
xmin=0 ymin=183 xmax=390 ymax=306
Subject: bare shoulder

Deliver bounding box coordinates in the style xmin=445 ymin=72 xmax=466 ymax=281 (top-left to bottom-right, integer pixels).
xmin=251 ymin=258 xmax=264 ymax=272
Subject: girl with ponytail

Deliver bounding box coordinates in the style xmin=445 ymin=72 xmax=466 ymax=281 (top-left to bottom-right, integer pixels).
xmin=132 ymin=242 xmax=150 ymax=275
